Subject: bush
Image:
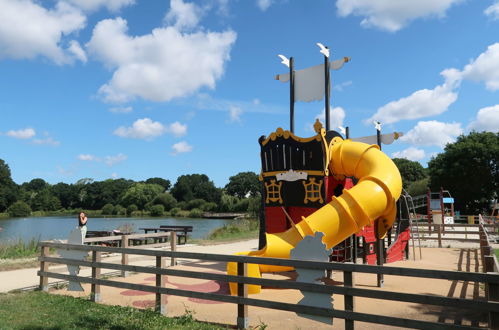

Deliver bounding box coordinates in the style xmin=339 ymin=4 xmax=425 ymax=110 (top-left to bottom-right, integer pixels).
xmin=247 ymin=196 xmax=261 ymax=217
xmin=186 ymin=199 xmax=206 ymax=210
xmin=177 ymin=201 xmax=187 ymax=210
xmin=102 ymin=203 xmax=114 ymax=215
xmin=126 ymin=204 xmax=138 ymax=216
xmin=113 ymin=205 xmax=126 ymax=216
xmin=130 ymin=210 xmax=143 ymax=217
xmin=170 ymin=207 xmax=181 ymax=216
xmin=150 ymin=204 xmax=164 ymax=217
xmin=153 ymin=193 xmax=177 ymax=211
xmin=188 ymin=208 xmax=203 ymax=218
xmin=201 ymin=202 xmax=217 ymax=212
xmin=7 ymin=201 xmax=31 ymax=217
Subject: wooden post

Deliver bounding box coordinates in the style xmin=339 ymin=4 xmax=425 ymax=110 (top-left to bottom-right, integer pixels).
xmin=344 ymin=267 xmax=355 ymax=330
xmin=488 ymin=275 xmax=499 ymax=329
xmin=39 ymin=245 xmax=49 ymax=292
xmin=437 ymin=224 xmax=442 ymax=248
xmin=237 ymin=262 xmax=248 ymax=329
xmin=376 ymin=239 xmax=384 ymax=287
xmin=156 ymin=256 xmax=167 ymax=315
xmin=91 ymin=251 xmax=101 ymax=302
xmin=170 ymin=231 xmax=177 ymax=266
xmin=121 ymin=235 xmax=129 ymax=277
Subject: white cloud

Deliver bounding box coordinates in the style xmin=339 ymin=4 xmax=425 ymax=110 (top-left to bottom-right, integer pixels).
xmin=228 ymin=106 xmax=242 ymax=122
xmin=336 ymin=0 xmax=462 ymax=32
xmin=67 ymin=40 xmax=87 ymax=63
xmin=63 ymin=0 xmax=135 ymax=12
xmin=86 ymin=9 xmax=236 ymax=103
xmin=32 ymin=137 xmax=60 ymax=146
xmin=105 ymin=153 xmax=127 ymax=166
xmin=400 ymin=120 xmax=463 ymax=148
xmin=114 ymin=118 xmax=166 ymax=140
xmin=468 ymin=105 xmax=499 ymax=133
xmin=78 ymin=154 xmax=98 ymax=161
xmin=333 ymin=80 xmax=352 ymax=92
xmin=367 ymin=69 xmax=460 ymax=125
xmin=171 ymin=141 xmax=193 ymax=155
xmin=109 ymin=106 xmax=133 ymax=113
xmin=164 ymin=0 xmax=203 ymax=30
xmin=6 ymin=127 xmax=35 ymax=139
xmin=391 ymin=147 xmax=426 ymax=161
xmin=315 ymin=106 xmax=346 ymax=130
xmin=485 ymin=2 xmax=499 ymax=20
xmin=257 ymin=0 xmax=273 ymax=11
xmin=166 ymin=121 xmax=188 ymax=137
xmin=0 ymin=0 xmax=86 ymax=64
xmin=461 ymin=43 xmax=499 ymax=91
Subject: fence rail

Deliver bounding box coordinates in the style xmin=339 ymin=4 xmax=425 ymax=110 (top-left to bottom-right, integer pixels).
xmin=38 ymin=238 xmax=499 ymax=329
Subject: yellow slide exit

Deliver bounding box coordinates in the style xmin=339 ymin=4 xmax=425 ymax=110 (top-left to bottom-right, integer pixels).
xmin=228 ymin=139 xmax=402 ymax=294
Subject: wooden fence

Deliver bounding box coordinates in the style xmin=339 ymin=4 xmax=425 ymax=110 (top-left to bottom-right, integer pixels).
xmin=38 ymin=239 xmax=499 ymax=329
xmin=410 ymin=223 xmax=497 ymax=248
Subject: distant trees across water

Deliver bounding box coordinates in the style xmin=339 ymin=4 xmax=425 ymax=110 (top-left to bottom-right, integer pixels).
xmin=0 ymin=163 xmax=261 ymax=218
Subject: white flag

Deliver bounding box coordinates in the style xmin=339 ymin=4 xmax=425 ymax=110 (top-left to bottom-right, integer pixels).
xmin=276 ymin=57 xmax=349 ymax=103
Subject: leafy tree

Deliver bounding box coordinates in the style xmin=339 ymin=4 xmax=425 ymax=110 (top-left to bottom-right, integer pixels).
xmin=225 ymin=171 xmax=260 ymax=199
xmin=102 ymin=203 xmax=115 ymax=215
xmin=120 ymin=183 xmax=163 ymax=210
xmin=29 ymin=189 xmax=59 ymax=211
xmin=0 ymin=159 xmax=18 ymax=212
xmin=7 ymin=200 xmax=31 ymax=217
xmin=428 ymin=131 xmax=499 ymax=214
xmin=219 ymin=193 xmax=240 ymax=212
xmin=126 ymin=204 xmax=138 ymax=216
xmin=152 ymin=193 xmax=177 ymax=211
xmin=150 ymin=204 xmax=164 ymax=216
xmin=171 ymin=174 xmax=221 ymax=204
xmin=145 ymin=177 xmax=171 ymax=191
xmin=186 ymin=199 xmax=206 ymax=210
xmin=392 ymin=158 xmax=427 ymax=189
xmin=407 ymin=178 xmax=430 ymax=197
xmin=51 ymin=183 xmax=79 ymax=209
xmin=247 ymin=195 xmax=261 ymax=217
xmin=23 ymin=178 xmax=49 ymax=192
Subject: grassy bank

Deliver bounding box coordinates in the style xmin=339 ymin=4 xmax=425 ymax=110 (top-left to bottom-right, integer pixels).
xmin=0 ymin=291 xmax=226 ymax=329
xmin=0 ymin=238 xmax=39 ymax=259
xmin=203 ymin=218 xmax=259 ymax=243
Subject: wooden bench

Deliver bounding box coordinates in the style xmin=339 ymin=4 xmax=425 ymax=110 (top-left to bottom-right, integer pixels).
xmin=159 ymin=226 xmax=193 ymax=245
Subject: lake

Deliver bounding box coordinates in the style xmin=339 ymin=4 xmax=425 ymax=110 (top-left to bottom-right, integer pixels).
xmin=0 ymin=216 xmax=234 ymax=243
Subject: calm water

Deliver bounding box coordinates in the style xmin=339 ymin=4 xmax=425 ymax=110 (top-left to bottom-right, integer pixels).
xmin=0 ymin=216 xmax=233 ymax=243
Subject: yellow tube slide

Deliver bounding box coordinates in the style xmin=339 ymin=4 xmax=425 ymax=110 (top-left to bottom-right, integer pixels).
xmin=228 ymin=140 xmax=402 ymax=294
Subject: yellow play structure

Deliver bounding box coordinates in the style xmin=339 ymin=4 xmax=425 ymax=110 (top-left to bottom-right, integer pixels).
xmin=227 ymin=135 xmax=402 ymax=294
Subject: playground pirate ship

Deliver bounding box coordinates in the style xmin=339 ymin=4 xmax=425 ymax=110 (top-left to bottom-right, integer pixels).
xmin=228 ymin=45 xmax=406 ymax=295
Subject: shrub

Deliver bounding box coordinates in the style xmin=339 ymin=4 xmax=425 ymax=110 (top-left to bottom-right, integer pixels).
xmin=186 ymin=199 xmax=206 ymax=210
xmin=201 ymin=202 xmax=217 ymax=212
xmin=130 ymin=210 xmax=143 ymax=217
xmin=126 ymin=204 xmax=138 ymax=216
xmin=102 ymin=203 xmax=114 ymax=215
xmin=188 ymin=208 xmax=203 ymax=218
xmin=170 ymin=207 xmax=181 ymax=216
xmin=153 ymin=193 xmax=177 ymax=211
xmin=7 ymin=201 xmax=31 ymax=217
xmin=113 ymin=205 xmax=126 ymax=216
xmin=177 ymin=201 xmax=187 ymax=210
xmin=150 ymin=204 xmax=164 ymax=217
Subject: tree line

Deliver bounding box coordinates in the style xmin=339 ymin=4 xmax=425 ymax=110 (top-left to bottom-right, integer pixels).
xmin=0 ymin=164 xmax=261 ymax=218
xmin=1 ymin=131 xmax=496 ymax=217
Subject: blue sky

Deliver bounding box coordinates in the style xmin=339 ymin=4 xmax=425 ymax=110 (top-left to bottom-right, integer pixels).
xmin=1 ymin=0 xmax=498 ymax=187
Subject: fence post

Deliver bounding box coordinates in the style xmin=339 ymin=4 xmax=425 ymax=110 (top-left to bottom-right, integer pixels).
xmin=437 ymin=224 xmax=442 ymax=248
xmin=121 ymin=235 xmax=129 ymax=277
xmin=488 ymin=274 xmax=499 ymax=329
xmin=170 ymin=231 xmax=177 ymax=266
xmin=156 ymin=256 xmax=167 ymax=315
xmin=237 ymin=262 xmax=248 ymax=329
xmin=91 ymin=251 xmax=101 ymax=302
xmin=344 ymin=267 xmax=355 ymax=330
xmin=39 ymin=245 xmax=49 ymax=292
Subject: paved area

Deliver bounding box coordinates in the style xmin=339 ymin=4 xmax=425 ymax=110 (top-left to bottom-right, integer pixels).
xmin=33 ymin=240 xmax=489 ymax=329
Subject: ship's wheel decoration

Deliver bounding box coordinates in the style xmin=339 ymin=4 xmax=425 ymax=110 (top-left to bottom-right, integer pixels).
xmin=303 ymin=178 xmax=323 ymax=204
xmin=265 ymin=179 xmax=283 ymax=204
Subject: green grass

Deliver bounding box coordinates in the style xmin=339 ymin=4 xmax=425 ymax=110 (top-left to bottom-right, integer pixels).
xmin=0 ymin=238 xmax=40 ymax=259
xmin=495 ymin=249 xmax=499 ymax=260
xmin=205 ymin=218 xmax=259 ymax=242
xmin=0 ymin=291 xmax=228 ymax=329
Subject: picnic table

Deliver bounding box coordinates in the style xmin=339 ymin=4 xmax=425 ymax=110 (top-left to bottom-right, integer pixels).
xmin=139 ymin=226 xmax=193 ymax=245
xmin=85 ymin=230 xmax=132 ymax=247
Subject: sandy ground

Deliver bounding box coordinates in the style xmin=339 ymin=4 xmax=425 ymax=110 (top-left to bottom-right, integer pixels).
xmin=45 ymin=239 xmax=491 ymax=329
